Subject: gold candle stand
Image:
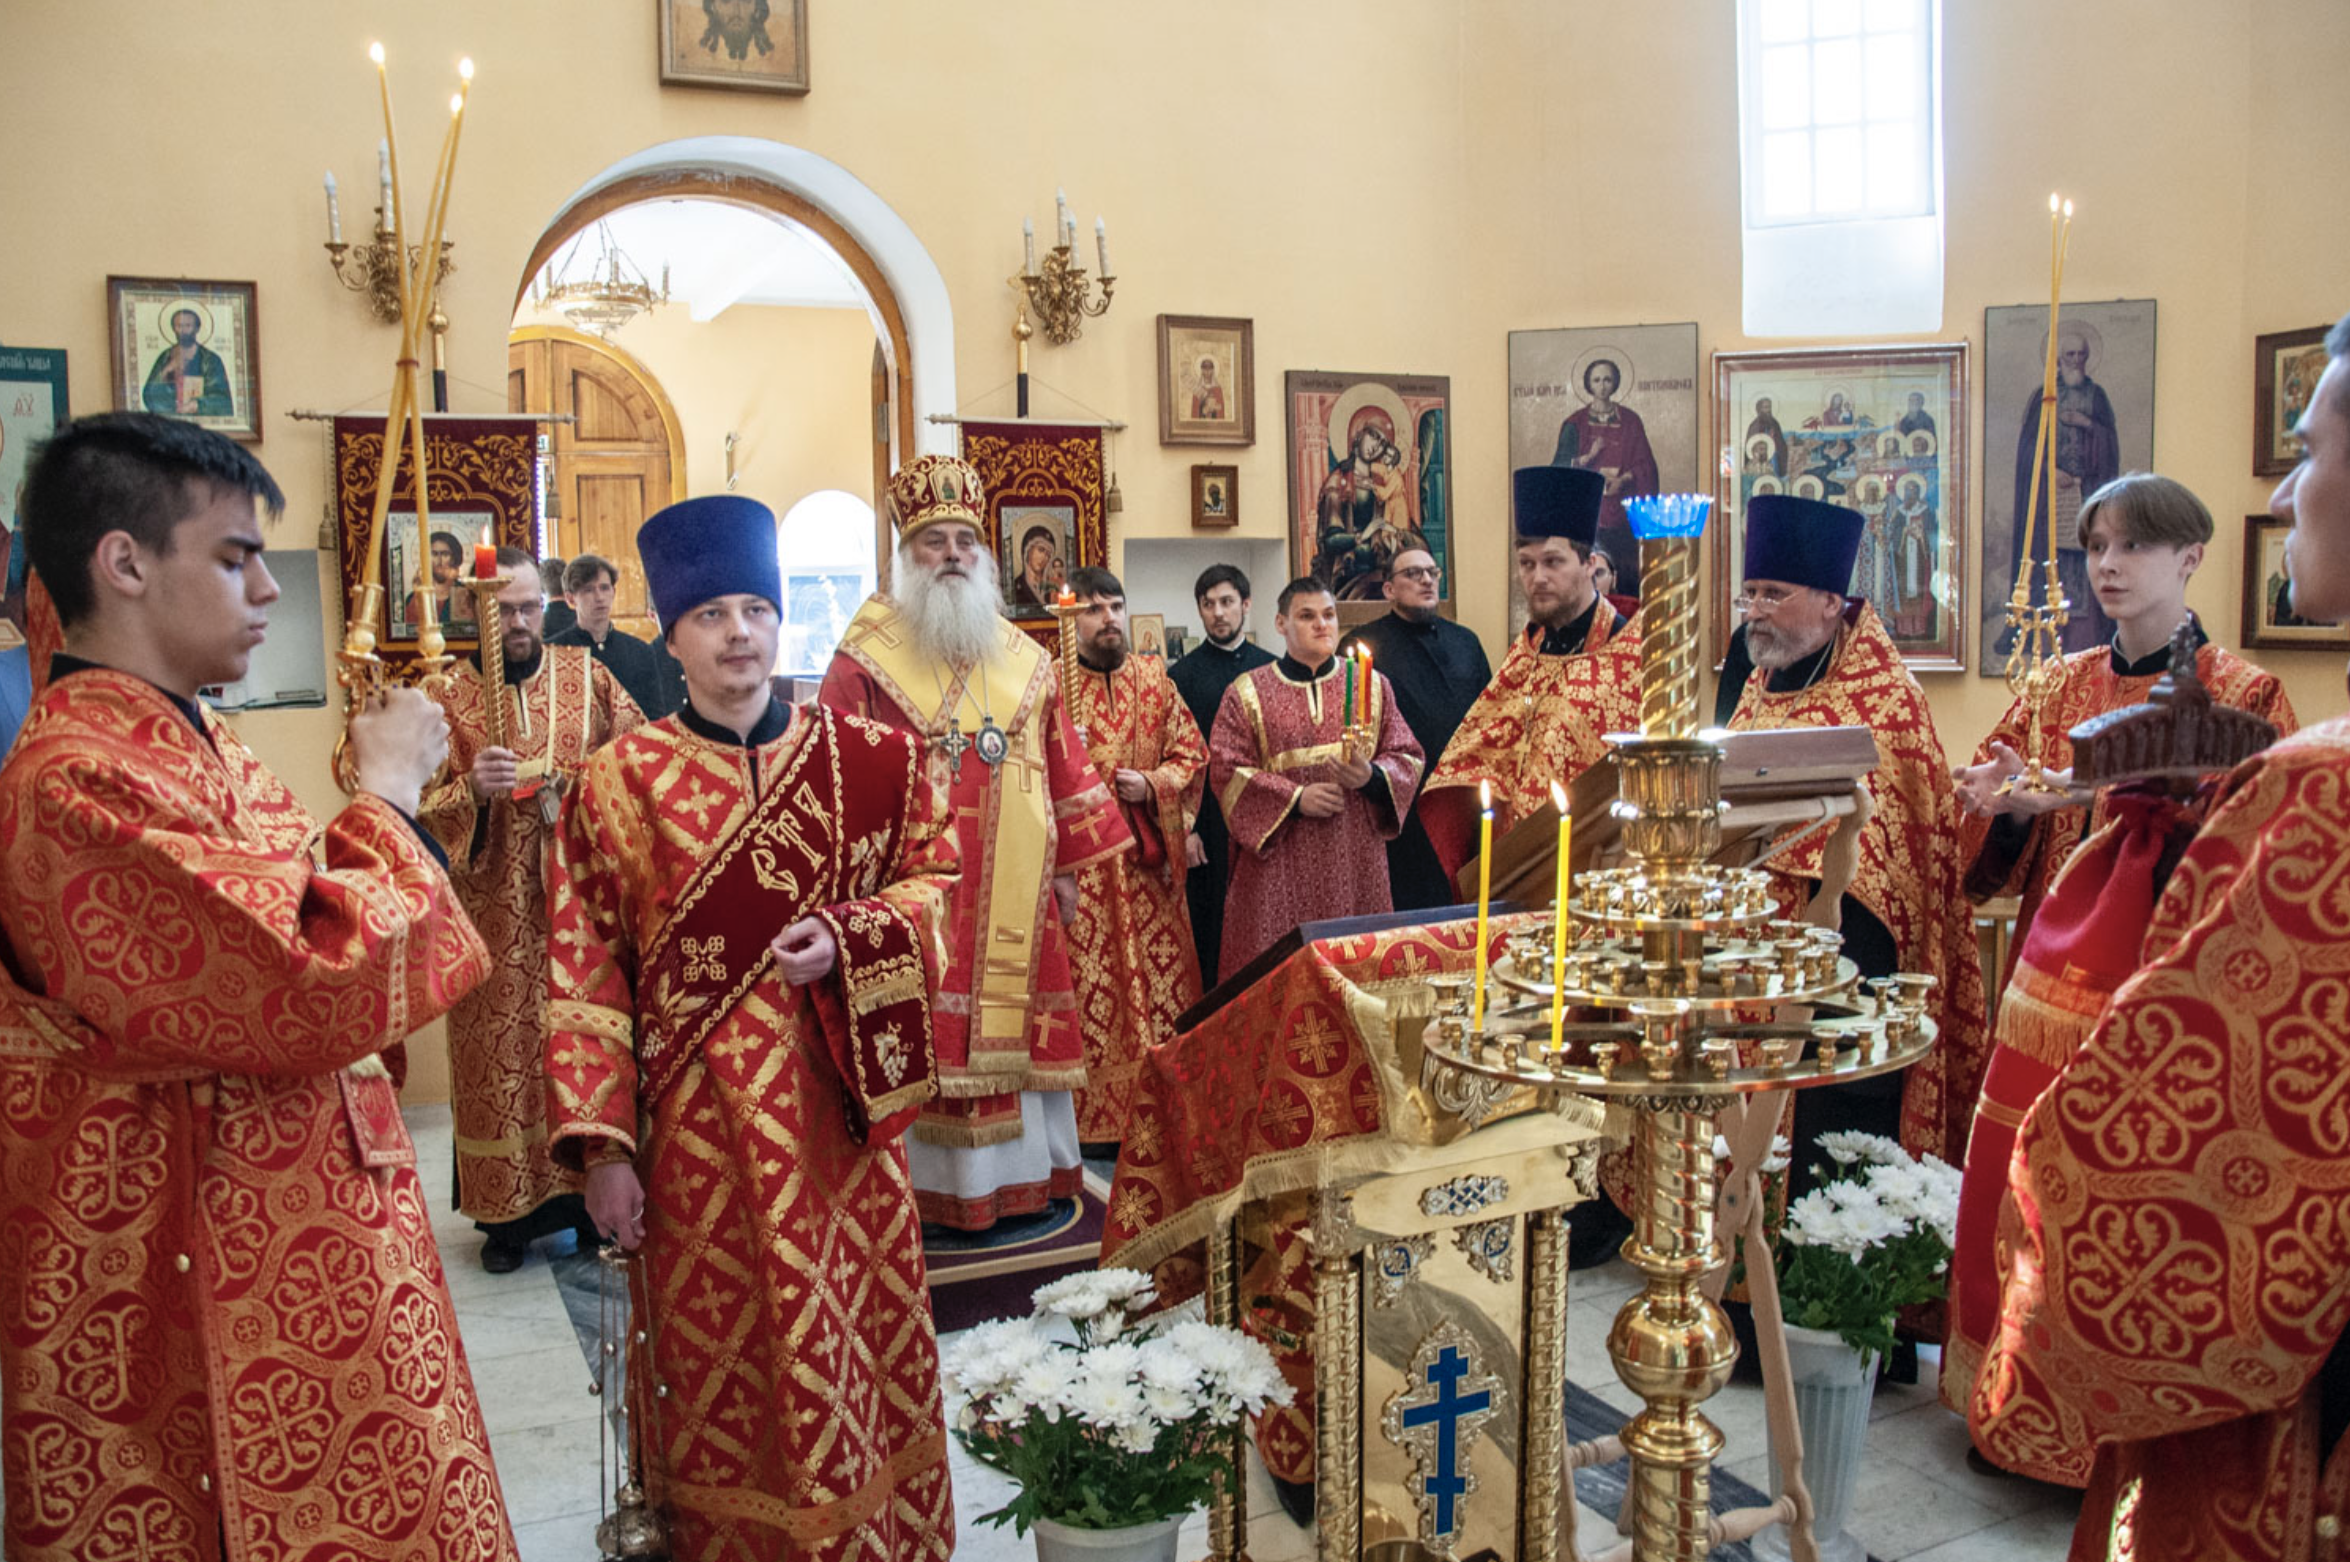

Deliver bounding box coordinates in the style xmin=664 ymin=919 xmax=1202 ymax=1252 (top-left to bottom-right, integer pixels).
xmin=1419 ymin=522 xmax=1939 ymax=1562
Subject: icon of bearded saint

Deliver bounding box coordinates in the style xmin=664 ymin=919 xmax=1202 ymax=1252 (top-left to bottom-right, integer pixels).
xmin=700 ymin=0 xmax=774 ymax=60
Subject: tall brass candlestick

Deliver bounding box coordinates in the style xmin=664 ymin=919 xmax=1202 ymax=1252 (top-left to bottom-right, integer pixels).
xmin=336 ymin=44 xmax=473 ymax=792
xmin=2001 ymin=195 xmax=2076 ymax=797
xmin=1049 ymin=588 xmax=1085 ymax=742
xmin=465 ymin=572 xmax=512 ymax=754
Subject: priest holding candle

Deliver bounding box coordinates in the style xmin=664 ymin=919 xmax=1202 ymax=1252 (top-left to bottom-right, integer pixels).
xmin=1206 ymin=575 xmax=1423 ymax=974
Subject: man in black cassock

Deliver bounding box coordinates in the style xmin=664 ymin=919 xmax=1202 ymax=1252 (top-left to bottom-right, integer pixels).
xmin=1339 ymin=547 xmax=1489 ymax=910
xmin=1167 ymin=562 xmax=1274 ymax=990
xmin=548 ymin=554 xmax=684 ymax=718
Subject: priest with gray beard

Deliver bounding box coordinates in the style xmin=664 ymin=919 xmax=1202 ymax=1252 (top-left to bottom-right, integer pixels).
xmin=819 ymin=456 xmax=1132 ymax=1233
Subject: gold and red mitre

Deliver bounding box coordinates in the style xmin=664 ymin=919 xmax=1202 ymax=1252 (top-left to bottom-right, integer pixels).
xmin=885 ymin=454 xmax=987 ymax=535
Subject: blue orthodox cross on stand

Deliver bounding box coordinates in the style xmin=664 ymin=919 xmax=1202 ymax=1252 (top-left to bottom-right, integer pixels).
xmin=1397 ymin=1341 xmax=1496 ymax=1542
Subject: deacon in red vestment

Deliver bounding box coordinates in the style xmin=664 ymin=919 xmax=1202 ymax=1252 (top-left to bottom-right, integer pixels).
xmin=551 ymin=495 xmax=958 ymax=1562
xmin=420 ymin=550 xmax=642 ymax=1270
xmin=0 ymin=415 xmax=513 ymax=1562
xmin=1945 ymin=475 xmax=2295 ymax=1431
xmin=1059 ymin=566 xmax=1207 ymax=1148
xmin=820 ymin=455 xmax=1132 ymax=1229
xmin=1209 ymin=576 xmax=1423 ymax=974
xmin=1973 ymin=330 xmax=2350 ymax=1560
xmin=1424 ymin=466 xmax=1642 ymax=884
xmin=1719 ymin=495 xmax=1989 ymax=1178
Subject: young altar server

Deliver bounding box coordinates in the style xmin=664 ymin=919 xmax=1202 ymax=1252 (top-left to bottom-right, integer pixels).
xmin=0 ymin=413 xmax=515 ymax=1561
xmin=1208 ymin=575 xmax=1424 ymax=975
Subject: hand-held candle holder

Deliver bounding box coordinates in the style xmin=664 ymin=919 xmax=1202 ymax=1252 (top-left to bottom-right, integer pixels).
xmin=1414 ymin=489 xmax=1941 ymax=1562
xmin=1049 ymin=589 xmax=1086 ymax=743
xmin=333 ymin=45 xmax=474 ymax=794
xmin=1999 ymin=195 xmax=2078 ymax=800
xmin=464 ymin=571 xmax=513 ymax=753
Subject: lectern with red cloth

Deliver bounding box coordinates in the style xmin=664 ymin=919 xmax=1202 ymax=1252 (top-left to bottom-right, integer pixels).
xmin=1104 ymin=908 xmax=1609 ymax=1562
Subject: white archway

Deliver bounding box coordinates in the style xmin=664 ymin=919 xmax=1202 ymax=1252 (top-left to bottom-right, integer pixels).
xmin=531 ymin=137 xmax=957 ymax=457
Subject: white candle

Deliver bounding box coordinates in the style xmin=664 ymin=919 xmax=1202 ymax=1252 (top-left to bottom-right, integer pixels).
xmin=377 ymin=138 xmax=393 ymax=218
xmin=1094 ymin=216 xmax=1111 ymax=277
xmin=324 ymin=171 xmax=342 ymax=244
xmin=1022 ymin=216 xmax=1036 ymax=274
xmin=1055 ymin=187 xmax=1070 ymax=246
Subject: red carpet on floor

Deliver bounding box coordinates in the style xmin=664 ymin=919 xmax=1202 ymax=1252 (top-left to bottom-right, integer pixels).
xmin=923 ymin=1171 xmax=1110 ymax=1335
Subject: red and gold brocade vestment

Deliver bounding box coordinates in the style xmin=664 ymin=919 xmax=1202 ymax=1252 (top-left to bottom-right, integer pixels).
xmin=1062 ymin=655 xmax=1206 ymax=1144
xmin=820 ymin=594 xmax=1132 ymax=1228
xmin=1208 ymin=658 xmax=1424 ymax=974
xmin=420 ymin=645 xmax=641 ymax=1226
xmin=1726 ymin=603 xmax=1990 ymax=1166
xmin=1421 ymin=603 xmax=1642 ymax=879
xmin=0 ymin=668 xmax=512 ymax=1562
xmin=1943 ymin=637 xmax=2293 ymax=1426
xmin=1972 ymin=717 xmax=2350 ymax=1562
xmin=546 ymin=703 xmax=959 ymax=1562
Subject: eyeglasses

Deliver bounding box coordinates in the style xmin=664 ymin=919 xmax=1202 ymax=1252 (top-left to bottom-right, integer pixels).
xmin=492 ymin=600 xmax=544 ymax=622
xmin=1391 ymin=566 xmax=1441 ymax=583
xmin=1733 ymin=584 xmax=1799 ymax=614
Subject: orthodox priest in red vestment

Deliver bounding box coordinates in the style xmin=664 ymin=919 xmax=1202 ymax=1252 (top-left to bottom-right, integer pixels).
xmin=1424 ymin=466 xmax=1642 ymax=884
xmin=1944 ymin=475 xmax=2295 ymax=1430
xmin=1720 ymin=495 xmax=1989 ymax=1178
xmin=550 ymin=495 xmax=958 ymax=1562
xmin=1059 ymin=566 xmax=1206 ymax=1148
xmin=1973 ymin=337 xmax=2350 ymax=1559
xmin=820 ymin=455 xmax=1132 ymax=1230
xmin=0 ymin=415 xmax=513 ymax=1562
xmin=420 ymin=551 xmax=641 ymax=1269
xmin=1209 ymin=577 xmax=1423 ymax=974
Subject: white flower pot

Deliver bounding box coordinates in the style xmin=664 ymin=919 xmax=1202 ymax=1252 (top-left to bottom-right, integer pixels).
xmin=1751 ymin=1323 xmax=1873 ymax=1562
xmin=1032 ymin=1513 xmax=1186 ymax=1562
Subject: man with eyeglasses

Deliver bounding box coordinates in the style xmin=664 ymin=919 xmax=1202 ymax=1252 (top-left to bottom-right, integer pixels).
xmin=1423 ymin=466 xmax=1642 ymax=887
xmin=1718 ymin=496 xmax=1987 ymax=1205
xmin=1339 ymin=546 xmax=1489 ymax=909
xmin=420 ymin=546 xmax=644 ymax=1271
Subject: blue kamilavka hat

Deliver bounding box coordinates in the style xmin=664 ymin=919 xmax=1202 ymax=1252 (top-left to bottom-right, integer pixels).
xmin=1512 ymin=465 xmax=1606 ymax=546
xmin=636 ymin=495 xmax=782 ymax=631
xmin=1742 ymin=494 xmax=1866 ymax=596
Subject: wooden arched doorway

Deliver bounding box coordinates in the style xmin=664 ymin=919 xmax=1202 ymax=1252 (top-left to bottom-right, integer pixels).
xmin=514 ymin=170 xmax=918 ymax=583
xmin=507 ymin=325 xmax=687 ymax=632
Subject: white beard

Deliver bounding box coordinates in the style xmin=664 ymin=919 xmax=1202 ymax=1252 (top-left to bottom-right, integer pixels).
xmin=897 ymin=546 xmax=1005 ymax=668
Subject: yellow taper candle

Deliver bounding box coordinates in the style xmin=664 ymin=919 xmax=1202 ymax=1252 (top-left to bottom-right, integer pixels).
xmin=1473 ymin=779 xmax=1493 ymax=1030
xmin=1550 ymin=781 xmax=1571 ymax=1050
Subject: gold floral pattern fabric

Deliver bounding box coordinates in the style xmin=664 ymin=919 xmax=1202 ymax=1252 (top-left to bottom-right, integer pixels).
xmin=546 ymin=708 xmax=958 ymax=1562
xmin=0 ymin=669 xmax=510 ymax=1562
xmin=1063 ymin=656 xmax=1207 ymax=1144
xmin=1973 ymin=717 xmax=2350 ymax=1562
xmin=1728 ymin=604 xmax=1990 ymax=1166
xmin=420 ymin=646 xmax=640 ymax=1223
xmin=1421 ymin=608 xmax=1642 ymax=876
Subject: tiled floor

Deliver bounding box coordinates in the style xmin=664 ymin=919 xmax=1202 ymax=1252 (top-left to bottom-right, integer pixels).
xmin=415 ymin=1105 xmax=2081 ymax=1560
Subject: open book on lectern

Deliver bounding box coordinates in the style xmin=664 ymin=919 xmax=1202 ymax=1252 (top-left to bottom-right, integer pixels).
xmin=1467 ymin=725 xmax=1881 ymax=908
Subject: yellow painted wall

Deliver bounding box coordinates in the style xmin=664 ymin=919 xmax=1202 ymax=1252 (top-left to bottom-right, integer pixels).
xmin=514 ymin=300 xmax=878 ymax=520
xmin=5 ymin=0 xmax=2344 ymax=1102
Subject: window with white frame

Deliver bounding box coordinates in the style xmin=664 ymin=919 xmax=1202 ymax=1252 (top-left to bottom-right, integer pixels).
xmin=774 ymin=489 xmax=877 ymax=676
xmin=1738 ymin=0 xmax=1944 ymax=335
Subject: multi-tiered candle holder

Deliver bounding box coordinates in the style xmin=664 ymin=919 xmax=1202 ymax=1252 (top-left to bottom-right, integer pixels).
xmin=1419 ymin=493 xmax=1938 ymax=1562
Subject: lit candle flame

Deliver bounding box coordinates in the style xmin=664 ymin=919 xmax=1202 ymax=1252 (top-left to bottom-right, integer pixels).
xmin=369 ymin=40 xmax=385 ymax=64
xmin=458 ymin=56 xmax=475 ymax=81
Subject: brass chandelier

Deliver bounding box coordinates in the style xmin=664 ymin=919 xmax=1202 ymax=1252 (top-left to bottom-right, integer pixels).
xmin=532 ymin=220 xmax=671 ymax=337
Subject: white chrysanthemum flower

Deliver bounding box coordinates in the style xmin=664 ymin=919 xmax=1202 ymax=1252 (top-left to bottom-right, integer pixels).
xmin=1031 ymin=1272 xmax=1113 ymax=1319
xmin=1763 ymin=1135 xmax=1793 ymax=1175
xmin=1815 ymin=1129 xmax=1906 ymax=1167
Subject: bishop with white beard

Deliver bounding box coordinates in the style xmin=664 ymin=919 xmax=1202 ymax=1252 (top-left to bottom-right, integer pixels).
xmin=820 ymin=455 xmax=1133 ymax=1231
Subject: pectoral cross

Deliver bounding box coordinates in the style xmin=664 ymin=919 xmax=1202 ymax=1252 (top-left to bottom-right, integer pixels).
xmin=937 ymin=725 xmax=971 ymax=779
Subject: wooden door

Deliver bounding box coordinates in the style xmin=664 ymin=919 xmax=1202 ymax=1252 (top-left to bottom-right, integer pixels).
xmin=507 ymin=329 xmax=682 ymax=632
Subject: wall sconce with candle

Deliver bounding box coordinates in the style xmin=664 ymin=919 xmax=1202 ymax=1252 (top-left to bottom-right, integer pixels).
xmin=323 ymin=136 xmax=457 ymax=328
